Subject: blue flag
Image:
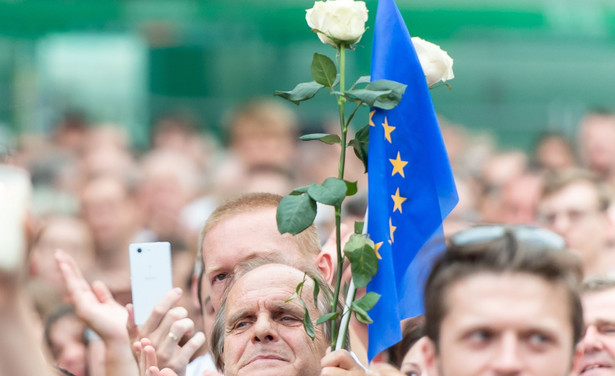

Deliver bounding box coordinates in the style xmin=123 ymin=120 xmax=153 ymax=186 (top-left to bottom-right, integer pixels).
xmin=366 ymin=0 xmax=459 ymax=361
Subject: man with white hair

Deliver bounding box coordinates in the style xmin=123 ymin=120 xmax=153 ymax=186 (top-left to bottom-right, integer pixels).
xmin=210 ymin=263 xmax=331 ymax=376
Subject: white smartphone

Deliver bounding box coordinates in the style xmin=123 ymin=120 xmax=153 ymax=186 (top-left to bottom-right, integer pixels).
xmin=0 ymin=165 xmax=31 ymax=272
xmin=129 ymin=242 xmax=173 ymax=325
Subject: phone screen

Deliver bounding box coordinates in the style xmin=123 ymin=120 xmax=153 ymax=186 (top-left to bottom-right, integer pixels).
xmin=129 ymin=242 xmax=173 ymax=325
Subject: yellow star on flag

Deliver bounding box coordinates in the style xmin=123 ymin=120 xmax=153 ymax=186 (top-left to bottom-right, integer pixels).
xmin=374 ymin=241 xmax=383 ymax=260
xmin=382 ymin=116 xmax=395 ymax=143
xmin=389 ymin=217 xmax=397 ymax=243
xmin=369 ymin=110 xmax=375 ymax=127
xmin=389 ymin=151 xmax=408 ymax=178
xmin=391 ymin=188 xmax=407 ymax=213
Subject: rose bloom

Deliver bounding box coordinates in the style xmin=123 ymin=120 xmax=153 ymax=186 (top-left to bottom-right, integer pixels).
xmin=412 ymin=37 xmax=454 ymax=87
xmin=306 ymin=0 xmax=368 ymax=48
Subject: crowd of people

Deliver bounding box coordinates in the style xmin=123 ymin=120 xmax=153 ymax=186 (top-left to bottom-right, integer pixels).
xmin=2 ymin=99 xmax=615 ymax=376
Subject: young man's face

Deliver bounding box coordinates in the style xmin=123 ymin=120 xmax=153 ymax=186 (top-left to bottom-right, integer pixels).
xmin=574 ymin=287 xmax=615 ymax=376
xmin=424 ymin=272 xmax=580 ymax=376
xmin=539 ymin=181 xmax=610 ymax=273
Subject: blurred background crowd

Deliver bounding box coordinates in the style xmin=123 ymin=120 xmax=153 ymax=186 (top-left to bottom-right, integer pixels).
xmin=1 ymin=1 xmax=615 ymax=375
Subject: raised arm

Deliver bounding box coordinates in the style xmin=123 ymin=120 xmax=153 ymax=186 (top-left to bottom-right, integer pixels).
xmin=0 ymin=273 xmax=55 ymax=376
xmin=55 ymin=249 xmax=137 ymax=376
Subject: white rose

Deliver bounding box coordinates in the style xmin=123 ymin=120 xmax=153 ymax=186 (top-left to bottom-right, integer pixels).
xmin=306 ymin=0 xmax=368 ymax=48
xmin=411 ymin=37 xmax=454 ymax=87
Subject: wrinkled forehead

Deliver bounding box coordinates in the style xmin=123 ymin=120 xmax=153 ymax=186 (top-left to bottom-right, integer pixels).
xmin=583 ymin=287 xmax=615 ymax=315
xmin=227 ymin=263 xmax=309 ymax=302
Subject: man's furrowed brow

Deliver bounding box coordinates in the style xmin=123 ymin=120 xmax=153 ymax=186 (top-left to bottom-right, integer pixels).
xmin=205 ymin=265 xmax=223 ymax=278
xmin=271 ymin=301 xmax=306 ymax=317
xmin=591 ymin=318 xmax=615 ymax=327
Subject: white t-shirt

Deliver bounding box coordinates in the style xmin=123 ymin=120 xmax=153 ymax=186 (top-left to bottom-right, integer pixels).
xmin=185 ymin=353 xmax=217 ymax=376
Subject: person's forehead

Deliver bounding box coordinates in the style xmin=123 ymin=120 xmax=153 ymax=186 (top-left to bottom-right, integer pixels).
xmin=444 ymin=272 xmax=571 ymax=329
xmin=583 ymin=117 xmax=615 ymax=132
xmin=50 ymin=316 xmax=85 ymax=339
xmin=541 ymin=181 xmax=600 ymax=208
xmin=583 ymin=288 xmax=615 ymax=322
xmin=40 ymin=225 xmax=81 ymax=242
xmin=202 ymin=208 xmax=301 ymax=270
xmin=225 ymin=264 xmax=310 ymax=312
xmin=84 ymin=178 xmax=125 ymax=199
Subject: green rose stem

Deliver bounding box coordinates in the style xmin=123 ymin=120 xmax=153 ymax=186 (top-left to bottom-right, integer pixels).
xmin=330 ymin=44 xmax=347 ymax=349
xmin=330 ymin=44 xmax=364 ymax=351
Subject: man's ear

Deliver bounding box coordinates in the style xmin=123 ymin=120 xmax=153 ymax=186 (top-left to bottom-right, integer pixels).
xmin=28 ymin=250 xmax=40 ymax=277
xmin=319 ymin=222 xmax=355 ymax=284
xmin=190 ymin=273 xmax=201 ymax=311
xmin=605 ymin=204 xmax=615 ymax=247
xmin=423 ymin=337 xmax=441 ymax=376
xmin=315 ymin=251 xmax=334 ymax=284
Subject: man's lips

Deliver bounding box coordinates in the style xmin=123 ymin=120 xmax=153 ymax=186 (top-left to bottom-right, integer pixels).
xmin=579 ymin=351 xmax=615 ymax=375
xmin=248 ymin=355 xmax=287 ymax=365
xmin=581 ymin=362 xmax=611 ymax=375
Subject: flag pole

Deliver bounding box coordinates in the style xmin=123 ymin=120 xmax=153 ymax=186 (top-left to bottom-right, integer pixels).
xmin=335 ymin=208 xmax=368 ymax=351
xmin=335 ymin=279 xmax=355 ymax=350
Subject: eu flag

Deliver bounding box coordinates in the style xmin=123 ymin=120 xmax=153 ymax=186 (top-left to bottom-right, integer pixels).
xmin=366 ymin=0 xmax=459 ymax=360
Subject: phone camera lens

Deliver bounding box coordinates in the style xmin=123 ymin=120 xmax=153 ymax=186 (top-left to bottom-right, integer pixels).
xmin=137 ymin=248 xmax=142 ymax=253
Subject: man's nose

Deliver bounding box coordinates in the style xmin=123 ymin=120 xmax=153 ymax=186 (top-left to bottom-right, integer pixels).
xmin=582 ymin=325 xmax=604 ymax=352
xmin=492 ymin=333 xmax=523 ymax=375
xmin=252 ymin=314 xmax=278 ymax=343
xmin=547 ymin=212 xmax=571 ymax=235
xmin=59 ymin=343 xmax=85 ymax=369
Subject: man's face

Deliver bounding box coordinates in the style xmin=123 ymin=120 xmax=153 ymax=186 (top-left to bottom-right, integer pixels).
xmin=81 ymin=178 xmax=135 ymax=247
xmin=425 ymin=272 xmax=578 ymax=376
xmin=401 ymin=336 xmax=432 ymax=376
xmin=201 ymin=207 xmax=307 ymax=310
xmin=581 ymin=118 xmax=615 ymax=173
xmin=499 ymin=175 xmax=542 ymax=225
xmin=575 ymin=288 xmax=615 ymax=376
xmin=222 ymin=264 xmax=327 ymax=376
xmin=539 ymin=181 xmax=609 ymax=270
xmin=48 ymin=315 xmax=87 ymax=376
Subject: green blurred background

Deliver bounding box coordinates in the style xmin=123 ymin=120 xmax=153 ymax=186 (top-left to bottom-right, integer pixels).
xmin=0 ymin=0 xmax=614 ymax=150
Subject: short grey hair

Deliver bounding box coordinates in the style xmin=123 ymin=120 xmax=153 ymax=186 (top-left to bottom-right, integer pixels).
xmin=581 ymin=275 xmax=615 ymax=295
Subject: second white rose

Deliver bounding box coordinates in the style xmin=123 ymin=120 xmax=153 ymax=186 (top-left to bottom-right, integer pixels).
xmin=411 ymin=37 xmax=454 ymax=87
xmin=306 ymin=0 xmax=368 ymax=48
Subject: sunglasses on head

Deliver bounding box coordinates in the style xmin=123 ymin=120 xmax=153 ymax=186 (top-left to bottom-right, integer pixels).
xmin=449 ymin=225 xmax=566 ymax=251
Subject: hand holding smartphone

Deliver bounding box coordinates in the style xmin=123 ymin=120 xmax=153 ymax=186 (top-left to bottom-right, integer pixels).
xmin=129 ymin=242 xmax=173 ymax=325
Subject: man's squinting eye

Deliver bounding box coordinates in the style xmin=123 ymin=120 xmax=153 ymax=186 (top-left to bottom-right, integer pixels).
xmin=212 ymin=273 xmax=228 ymax=284
xmin=280 ymin=315 xmax=299 ymax=323
xmin=598 ymin=324 xmax=615 ymax=335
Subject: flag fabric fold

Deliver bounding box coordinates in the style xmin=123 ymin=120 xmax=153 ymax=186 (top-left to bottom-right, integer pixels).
xmin=366 ymin=0 xmax=459 ymax=361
